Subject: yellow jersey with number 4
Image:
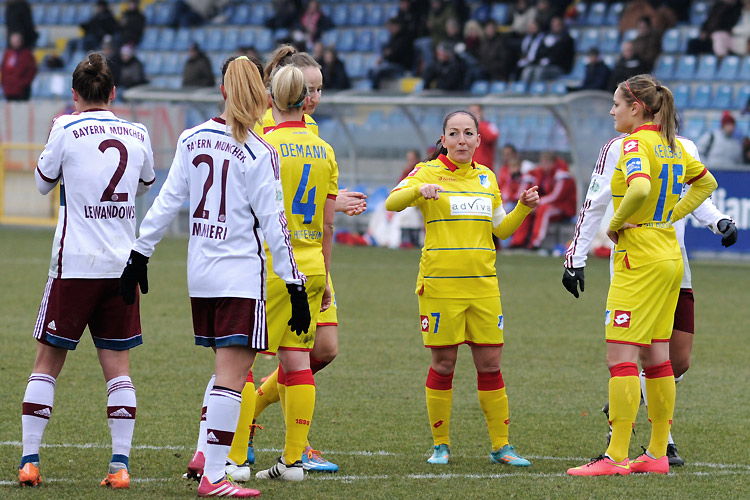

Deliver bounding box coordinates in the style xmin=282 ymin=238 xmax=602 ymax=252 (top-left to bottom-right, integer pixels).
xmin=262 ymin=121 xmax=338 ymax=276
xmin=611 ymin=123 xmax=708 ymax=271
xmin=254 ymin=108 xmax=319 ymax=137
xmin=391 ymin=154 xmax=502 ymax=299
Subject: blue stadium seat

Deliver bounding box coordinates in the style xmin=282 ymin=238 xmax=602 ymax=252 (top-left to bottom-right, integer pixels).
xmin=738 ymin=56 xmax=750 ymax=81
xmin=622 ymin=28 xmax=637 ymax=42
xmin=144 ymin=52 xmax=164 ymax=76
xmin=695 ymin=55 xmax=718 ymax=81
xmin=661 ymin=29 xmax=680 ymax=53
xmin=529 ymin=82 xmax=546 ymax=94
xmin=675 ymin=55 xmax=697 ymax=80
xmin=204 ymin=28 xmax=224 ymax=52
xmin=353 ymin=79 xmax=373 ymax=90
xmin=578 ymin=29 xmax=600 ymax=53
xmin=568 ymin=27 xmax=580 ymax=45
xmin=690 ymin=2 xmax=709 ymax=26
xmin=250 ymin=4 xmax=270 ymax=24
xmin=489 ymin=81 xmax=507 ymax=94
xmin=717 ymin=55 xmax=740 ymax=81
xmin=385 ymin=4 xmax=398 ymax=18
xmin=736 ymin=118 xmax=750 ymax=137
xmin=605 ymin=2 xmax=623 ymax=25
xmin=332 ymin=5 xmax=350 ymax=26
xmin=321 ymin=30 xmax=339 ymax=47
xmin=682 ymin=116 xmax=705 ymax=140
xmin=600 ymin=28 xmax=619 ymax=53
xmin=713 ymin=85 xmax=733 ymax=109
xmin=509 ymin=81 xmax=527 ymax=94
xmin=191 ymin=28 xmax=207 ymax=49
xmin=490 ymin=3 xmax=509 ymax=24
xmin=32 ymin=5 xmax=45 ymax=25
xmin=338 ymin=29 xmax=356 ymax=52
xmin=549 ymin=82 xmax=567 ymax=95
xmin=173 ymin=28 xmax=191 ymax=51
xmin=36 ymin=28 xmax=50 ymax=48
xmin=343 ymin=54 xmax=365 ymax=78
xmin=586 ymin=2 xmax=606 ymax=25
xmin=44 ymin=5 xmax=60 ymax=25
xmin=75 ymin=3 xmax=93 ymax=24
xmin=223 ymin=28 xmax=240 ymax=52
xmin=690 ymin=84 xmax=711 ymax=109
xmin=653 ymin=55 xmax=676 ymax=80
xmin=568 ymin=56 xmax=586 ymax=81
xmin=356 ymin=29 xmax=374 ymax=52
xmin=255 ymin=29 xmax=273 ymax=52
xmin=471 ymin=80 xmax=489 ymax=95
xmin=375 ymin=28 xmax=389 ymax=49
xmin=238 ymin=29 xmax=255 ymax=49
xmin=154 ymin=3 xmax=176 ymax=26
xmin=366 ymin=4 xmax=385 ymax=26
xmin=672 ymin=84 xmax=690 ymax=109
xmin=60 ymin=4 xmax=76 ymax=25
xmin=349 ymin=4 xmax=366 ymax=26
xmin=733 ymin=84 xmax=750 ymax=109
xmin=233 ymin=4 xmax=251 ymax=24
xmin=163 ymin=52 xmax=185 ymax=76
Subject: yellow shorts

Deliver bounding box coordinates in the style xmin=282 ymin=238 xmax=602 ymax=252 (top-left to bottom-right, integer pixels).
xmin=263 ymin=274 xmax=326 ymax=354
xmin=418 ymin=295 xmax=503 ymax=348
xmin=605 ymin=259 xmax=683 ymax=346
xmin=317 ymin=275 xmax=337 ymax=326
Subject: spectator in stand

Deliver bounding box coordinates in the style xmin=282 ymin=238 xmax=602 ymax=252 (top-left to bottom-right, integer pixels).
xmin=731 ymin=0 xmax=750 ymax=54
xmin=414 ymin=0 xmax=456 ymax=73
xmin=236 ymin=45 xmax=262 ymax=62
xmin=534 ymin=0 xmax=556 ymax=33
xmin=519 ymin=16 xmax=574 ymax=86
xmin=515 ymin=19 xmax=545 ymax=81
xmin=478 ymin=20 xmax=514 ymax=82
xmin=497 ymin=154 xmax=524 ymax=212
xmin=422 ymin=41 xmax=467 ymax=91
xmin=460 ymin=20 xmax=484 ymax=61
xmin=320 ymin=46 xmax=350 ymax=90
xmin=607 ymin=40 xmax=644 ymax=92
xmin=80 ymin=1 xmax=119 ymax=51
xmin=173 ymin=0 xmax=227 ymax=28
xmin=469 ymin=104 xmax=500 ymax=172
xmin=570 ymin=48 xmax=611 ymax=92
xmin=510 ymin=0 xmax=538 ymax=37
xmin=181 ymin=42 xmax=214 ymax=88
xmin=697 ymin=111 xmax=744 ymax=167
xmin=117 ymin=1 xmax=146 ymax=48
xmin=631 ymin=16 xmax=662 ymax=73
xmin=300 ymin=0 xmax=333 ymax=46
xmin=509 ymin=151 xmax=577 ymax=250
xmin=265 ymin=0 xmax=302 ymax=30
xmin=115 ymin=44 xmax=147 ymax=89
xmin=5 ymin=0 xmax=37 ymax=49
xmin=619 ymin=0 xmax=663 ymax=35
xmin=1 ymin=32 xmax=37 ymax=101
xmin=690 ymin=0 xmax=742 ymax=56
xmin=368 ymin=17 xmax=414 ymax=90
xmin=396 ymin=0 xmax=423 ymax=42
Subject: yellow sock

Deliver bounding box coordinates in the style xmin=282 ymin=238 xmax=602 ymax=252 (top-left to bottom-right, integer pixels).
xmin=477 ymin=371 xmax=509 ymax=450
xmin=605 ymin=362 xmax=640 ymax=462
xmin=227 ymin=379 xmax=256 ymax=465
xmin=282 ymin=369 xmax=315 ymax=465
xmin=425 ymin=367 xmax=453 ymax=447
xmin=254 ymin=367 xmax=280 ymax=420
xmin=644 ymin=361 xmax=676 ymax=458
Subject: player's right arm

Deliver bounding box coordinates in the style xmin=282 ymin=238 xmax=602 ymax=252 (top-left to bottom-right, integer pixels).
xmin=35 ymin=118 xmax=65 ymax=195
xmin=385 ymin=165 xmax=442 ymax=211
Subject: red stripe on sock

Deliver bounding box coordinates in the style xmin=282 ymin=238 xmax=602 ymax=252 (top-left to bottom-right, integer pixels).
xmin=246 ymin=369 xmax=254 ymax=384
xmin=310 ymin=356 xmax=330 ymax=375
xmin=426 ymin=367 xmax=453 ymax=390
xmin=277 ymin=363 xmax=286 ymax=386
xmin=285 ymin=369 xmax=315 ymax=387
xmin=201 ymin=405 xmax=207 ymax=422
xmin=477 ymin=370 xmax=504 ymax=391
xmin=644 ymin=360 xmax=674 ymax=379
xmin=609 ymin=362 xmax=639 ymax=378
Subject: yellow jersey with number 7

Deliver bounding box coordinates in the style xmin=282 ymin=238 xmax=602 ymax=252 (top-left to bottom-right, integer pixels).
xmin=611 ymin=123 xmax=709 ymax=271
xmin=262 ymin=120 xmax=338 ymax=276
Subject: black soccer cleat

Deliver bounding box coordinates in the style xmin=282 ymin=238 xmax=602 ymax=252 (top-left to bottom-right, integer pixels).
xmin=666 ymin=443 xmax=685 ymax=466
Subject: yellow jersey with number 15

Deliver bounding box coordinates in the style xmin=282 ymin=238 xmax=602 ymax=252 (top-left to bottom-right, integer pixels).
xmin=391 ymin=154 xmax=502 ymax=299
xmin=262 ymin=121 xmax=338 ymax=276
xmin=611 ymin=123 xmax=708 ymax=271
xmin=254 ymin=108 xmax=319 ymax=137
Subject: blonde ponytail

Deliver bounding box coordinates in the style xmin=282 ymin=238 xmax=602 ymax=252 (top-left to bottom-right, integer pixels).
xmin=223 ymin=57 xmax=266 ymax=144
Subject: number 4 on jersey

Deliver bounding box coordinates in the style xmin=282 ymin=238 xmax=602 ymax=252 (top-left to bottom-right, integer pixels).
xmin=292 ymin=163 xmax=316 ymax=224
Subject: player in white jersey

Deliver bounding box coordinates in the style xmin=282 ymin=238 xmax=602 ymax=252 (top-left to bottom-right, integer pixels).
xmin=120 ymin=56 xmax=310 ymax=498
xmin=19 ymin=53 xmax=155 ymax=489
xmin=561 ymin=119 xmax=737 ymax=467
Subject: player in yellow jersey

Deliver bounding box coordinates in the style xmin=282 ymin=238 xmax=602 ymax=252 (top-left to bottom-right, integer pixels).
xmin=249 ymin=65 xmax=338 ymax=481
xmin=568 ymin=75 xmax=718 ymax=477
xmin=385 ymin=110 xmax=539 ymax=466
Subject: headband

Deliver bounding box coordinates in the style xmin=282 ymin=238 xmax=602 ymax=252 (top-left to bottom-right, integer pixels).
xmin=625 ymin=80 xmax=653 ymax=115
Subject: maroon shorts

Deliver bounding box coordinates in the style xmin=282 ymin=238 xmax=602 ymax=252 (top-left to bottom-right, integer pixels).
xmin=673 ymin=288 xmax=695 ymax=334
xmin=34 ymin=277 xmax=142 ymax=351
xmin=191 ymin=297 xmax=268 ymax=351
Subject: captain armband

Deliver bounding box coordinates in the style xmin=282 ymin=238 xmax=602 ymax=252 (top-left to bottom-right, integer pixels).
xmin=492 ymin=206 xmax=506 ymax=227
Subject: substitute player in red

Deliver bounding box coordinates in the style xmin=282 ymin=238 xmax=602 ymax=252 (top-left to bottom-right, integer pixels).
xmin=385 ymin=110 xmax=539 ymax=466
xmin=121 ymin=56 xmax=310 ymax=498
xmin=19 ymin=52 xmax=155 ymax=489
xmin=567 ymin=75 xmax=717 ymax=476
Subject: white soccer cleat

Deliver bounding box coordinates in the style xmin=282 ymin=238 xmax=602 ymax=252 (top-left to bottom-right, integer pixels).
xmin=255 ymin=456 xmax=304 ymax=481
xmin=225 ymin=459 xmax=252 ymax=482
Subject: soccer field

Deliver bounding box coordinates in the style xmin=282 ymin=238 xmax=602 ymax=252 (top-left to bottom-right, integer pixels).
xmin=1 ymin=226 xmax=748 ymax=499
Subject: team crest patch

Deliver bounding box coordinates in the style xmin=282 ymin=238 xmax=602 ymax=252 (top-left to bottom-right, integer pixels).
xmin=395 ymin=178 xmax=409 ymax=189
xmin=623 ymin=139 xmax=639 ymax=154
xmin=626 ymin=157 xmax=642 ymax=176
xmin=604 ymin=310 xmax=611 ymax=326
xmin=613 ymin=310 xmax=631 ymax=328
xmin=420 ymin=315 xmax=429 ymax=332
xmin=478 ymin=173 xmax=491 ymax=189
xmin=497 ymin=315 xmax=504 ymax=330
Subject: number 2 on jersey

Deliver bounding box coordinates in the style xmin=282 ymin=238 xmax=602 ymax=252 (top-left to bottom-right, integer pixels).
xmin=653 ymin=163 xmax=683 ymax=222
xmin=292 ymin=163 xmax=316 ymax=224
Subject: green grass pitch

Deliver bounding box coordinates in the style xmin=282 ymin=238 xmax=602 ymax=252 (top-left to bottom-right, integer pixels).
xmin=0 ymin=226 xmax=748 ymax=499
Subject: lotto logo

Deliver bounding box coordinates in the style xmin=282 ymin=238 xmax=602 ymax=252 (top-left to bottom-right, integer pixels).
xmin=420 ymin=315 xmax=429 ymax=332
xmin=613 ymin=310 xmax=631 ymax=328
xmin=623 ymin=140 xmax=639 ymax=153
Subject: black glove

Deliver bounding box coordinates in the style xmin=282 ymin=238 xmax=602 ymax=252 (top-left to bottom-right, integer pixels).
xmin=562 ymin=267 xmax=585 ymax=298
xmin=286 ymin=283 xmax=311 ymax=335
xmin=120 ymin=250 xmax=149 ymax=305
xmin=717 ymin=218 xmax=737 ymax=248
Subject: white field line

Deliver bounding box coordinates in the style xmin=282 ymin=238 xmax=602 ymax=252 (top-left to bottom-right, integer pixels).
xmin=2 ymin=441 xmax=748 ymax=471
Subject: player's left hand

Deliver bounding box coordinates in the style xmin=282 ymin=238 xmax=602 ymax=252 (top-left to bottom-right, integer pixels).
xmin=119 ymin=250 xmax=149 ymax=305
xmin=519 ymin=186 xmax=539 ymax=209
xmin=606 ymin=228 xmax=619 ymax=244
xmin=336 ymin=188 xmax=367 ymax=216
xmin=717 ymin=218 xmax=737 ymax=247
xmin=562 ymin=267 xmax=585 ymax=298
xmin=320 ymin=280 xmax=332 ymax=312
xmin=286 ymin=283 xmax=311 ymax=335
